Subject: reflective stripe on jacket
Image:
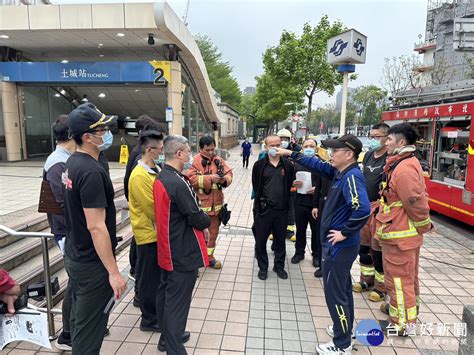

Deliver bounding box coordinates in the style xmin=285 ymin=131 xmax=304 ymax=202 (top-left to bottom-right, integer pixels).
xmin=187 ymin=154 xmax=233 ymax=216
xmin=375 ymin=154 xmax=431 ymax=249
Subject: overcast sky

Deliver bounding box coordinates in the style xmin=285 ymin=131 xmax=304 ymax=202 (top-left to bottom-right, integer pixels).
xmin=54 ymin=0 xmax=428 ymax=105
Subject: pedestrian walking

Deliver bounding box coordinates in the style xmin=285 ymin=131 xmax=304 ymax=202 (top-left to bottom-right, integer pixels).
xmin=153 ymin=135 xmax=210 ymax=354
xmin=241 ymin=138 xmax=253 ymax=168
xmin=252 ymin=135 xmax=294 ymax=280
xmin=42 ymin=115 xmax=76 ymax=351
xmin=276 ymin=134 xmax=370 ymax=355
xmin=376 ymin=123 xmax=432 ymax=335
xmin=353 ymin=123 xmax=390 ymax=303
xmin=63 ymin=103 xmax=127 ymax=354
xmin=128 ymin=131 xmax=164 ymax=333
xmin=188 ymin=136 xmax=233 ymax=269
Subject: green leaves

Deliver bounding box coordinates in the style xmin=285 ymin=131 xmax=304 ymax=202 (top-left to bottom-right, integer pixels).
xmin=195 ymin=34 xmax=242 ymax=109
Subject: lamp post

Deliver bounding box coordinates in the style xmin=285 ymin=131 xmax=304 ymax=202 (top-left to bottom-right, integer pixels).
xmin=245 ymin=113 xmax=257 ymax=143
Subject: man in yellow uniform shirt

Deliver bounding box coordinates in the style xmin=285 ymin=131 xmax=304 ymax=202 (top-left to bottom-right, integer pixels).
xmin=128 ymin=130 xmax=164 ymax=332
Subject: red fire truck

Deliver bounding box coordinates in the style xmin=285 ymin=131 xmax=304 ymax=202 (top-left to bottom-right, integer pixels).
xmin=382 ymin=99 xmax=474 ymax=226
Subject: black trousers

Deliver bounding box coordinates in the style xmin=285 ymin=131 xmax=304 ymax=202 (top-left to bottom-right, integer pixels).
xmin=294 ymin=204 xmax=320 ymax=259
xmin=129 ymin=238 xmax=138 ymax=300
xmin=157 ymin=269 xmax=197 ymax=355
xmin=242 ymin=154 xmax=250 ymax=168
xmin=322 ymin=245 xmax=359 ymax=349
xmin=254 ymin=208 xmax=288 ymax=271
xmin=136 ymin=242 xmax=161 ymax=326
xmin=65 ymin=257 xmax=112 ymax=355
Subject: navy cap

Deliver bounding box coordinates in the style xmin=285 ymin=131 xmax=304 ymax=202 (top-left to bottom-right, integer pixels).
xmin=322 ymin=134 xmax=363 ymax=155
xmin=67 ymin=103 xmax=117 ymax=136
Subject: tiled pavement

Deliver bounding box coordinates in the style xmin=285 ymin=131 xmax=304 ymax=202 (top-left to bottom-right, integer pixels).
xmin=2 ymin=146 xmax=473 ymax=354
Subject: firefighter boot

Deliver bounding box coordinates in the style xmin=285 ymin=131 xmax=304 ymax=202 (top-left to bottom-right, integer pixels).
xmin=352 ymin=281 xmax=373 ymax=293
xmin=380 ymin=302 xmax=389 ymax=315
xmin=287 ymin=225 xmax=296 ymax=241
xmin=368 ymin=289 xmax=386 ymax=302
xmin=208 ymin=255 xmax=222 ymax=269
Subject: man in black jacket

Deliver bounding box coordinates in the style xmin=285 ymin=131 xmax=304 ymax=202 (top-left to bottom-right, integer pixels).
xmin=153 ymin=135 xmax=210 ymax=354
xmin=252 ymin=135 xmax=294 ymax=280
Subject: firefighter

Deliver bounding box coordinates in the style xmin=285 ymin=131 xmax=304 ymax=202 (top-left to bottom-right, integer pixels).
xmin=277 ymin=128 xmax=298 ymax=241
xmin=376 ymin=123 xmax=432 ymax=335
xmin=188 ymin=136 xmax=233 ymax=269
xmin=353 ymin=123 xmax=389 ymax=303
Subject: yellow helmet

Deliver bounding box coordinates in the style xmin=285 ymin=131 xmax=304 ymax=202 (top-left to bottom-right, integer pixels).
xmin=277 ymin=128 xmax=292 ymax=139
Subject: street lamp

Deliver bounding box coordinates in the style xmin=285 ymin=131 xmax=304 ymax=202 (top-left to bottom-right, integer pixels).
xmin=245 ymin=113 xmax=257 ymax=143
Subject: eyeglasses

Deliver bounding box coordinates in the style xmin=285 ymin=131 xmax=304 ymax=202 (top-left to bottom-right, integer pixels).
xmin=148 ymin=146 xmax=163 ymax=150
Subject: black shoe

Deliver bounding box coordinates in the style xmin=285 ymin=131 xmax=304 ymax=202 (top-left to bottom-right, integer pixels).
xmin=312 ymin=257 xmax=319 ymax=268
xmin=291 ymin=254 xmax=304 ymax=264
xmin=104 ymin=328 xmax=110 ymax=337
xmin=257 ymin=270 xmax=268 ymax=280
xmin=133 ymin=296 xmax=140 ymax=308
xmin=55 ymin=332 xmax=72 ymax=351
xmin=157 ymin=331 xmax=191 ymax=352
xmin=140 ymin=321 xmax=161 ymax=332
xmin=314 ymin=268 xmax=322 ymax=278
xmin=273 ymin=267 xmax=288 ymax=279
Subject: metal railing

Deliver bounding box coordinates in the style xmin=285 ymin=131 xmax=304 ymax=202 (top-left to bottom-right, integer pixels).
xmin=0 ymin=224 xmax=60 ymax=340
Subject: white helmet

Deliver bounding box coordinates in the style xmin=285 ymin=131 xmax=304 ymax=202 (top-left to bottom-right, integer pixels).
xmin=277 ymin=129 xmax=292 ymax=139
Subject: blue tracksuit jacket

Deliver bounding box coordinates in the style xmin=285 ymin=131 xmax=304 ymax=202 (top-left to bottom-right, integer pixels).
xmin=290 ymin=152 xmax=370 ymax=253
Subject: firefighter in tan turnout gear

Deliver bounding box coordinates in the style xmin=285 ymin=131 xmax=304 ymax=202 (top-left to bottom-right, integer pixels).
xmin=188 ymin=136 xmax=233 ymax=269
xmin=376 ymin=123 xmax=432 ymax=335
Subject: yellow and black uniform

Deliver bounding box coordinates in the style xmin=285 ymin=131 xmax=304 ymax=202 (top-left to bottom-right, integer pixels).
xmin=129 ymin=160 xmax=161 ymax=330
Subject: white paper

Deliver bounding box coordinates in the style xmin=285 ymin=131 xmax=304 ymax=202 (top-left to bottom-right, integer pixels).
xmin=295 ymin=171 xmax=313 ymax=194
xmin=0 ymin=312 xmax=51 ymax=350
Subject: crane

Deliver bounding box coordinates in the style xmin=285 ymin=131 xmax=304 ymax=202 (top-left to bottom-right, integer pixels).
xmin=182 ymin=0 xmax=191 ymax=26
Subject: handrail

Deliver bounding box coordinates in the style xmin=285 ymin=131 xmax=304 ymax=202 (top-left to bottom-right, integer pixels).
xmin=0 ymin=224 xmax=57 ymax=340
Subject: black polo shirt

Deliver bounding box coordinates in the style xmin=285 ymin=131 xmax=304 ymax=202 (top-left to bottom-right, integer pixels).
xmin=63 ymin=152 xmax=117 ymax=263
xmin=262 ymin=159 xmax=286 ymax=210
xmin=363 ymin=150 xmax=387 ymax=202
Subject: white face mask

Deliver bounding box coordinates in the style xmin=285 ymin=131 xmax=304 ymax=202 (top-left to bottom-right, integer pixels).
xmin=281 ymin=141 xmax=290 ymax=149
xmin=183 ymin=152 xmax=193 ymax=170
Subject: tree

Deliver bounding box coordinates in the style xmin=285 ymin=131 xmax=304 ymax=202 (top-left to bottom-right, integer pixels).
xmin=262 ymin=16 xmax=348 ymax=122
xmin=254 ymin=73 xmax=301 ymax=133
xmin=195 ymin=34 xmax=242 ymax=108
xmin=351 ymin=85 xmax=387 ymax=126
xmin=380 ymin=55 xmax=426 ymax=98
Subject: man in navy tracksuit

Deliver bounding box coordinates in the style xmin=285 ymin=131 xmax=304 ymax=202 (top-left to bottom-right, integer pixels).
xmin=277 ymin=134 xmax=370 ymax=355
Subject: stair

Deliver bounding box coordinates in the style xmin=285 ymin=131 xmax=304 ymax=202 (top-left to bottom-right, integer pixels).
xmin=0 ymin=183 xmax=133 ymax=308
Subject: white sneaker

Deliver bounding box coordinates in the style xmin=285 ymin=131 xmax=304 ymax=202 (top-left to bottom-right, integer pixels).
xmin=316 ymin=340 xmax=352 ymax=354
xmin=326 ymin=325 xmax=356 ymax=339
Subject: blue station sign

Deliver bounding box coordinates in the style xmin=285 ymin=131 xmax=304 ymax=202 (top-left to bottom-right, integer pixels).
xmin=0 ymin=61 xmax=170 ymax=85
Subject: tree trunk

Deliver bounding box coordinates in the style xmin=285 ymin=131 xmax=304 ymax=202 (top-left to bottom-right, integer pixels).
xmin=307 ymin=95 xmax=312 ymax=125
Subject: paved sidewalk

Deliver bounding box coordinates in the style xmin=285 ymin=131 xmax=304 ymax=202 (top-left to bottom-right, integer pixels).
xmin=3 ymin=146 xmax=472 ymax=354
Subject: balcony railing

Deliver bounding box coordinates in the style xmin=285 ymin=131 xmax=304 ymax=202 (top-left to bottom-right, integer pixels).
xmin=414 ymin=39 xmax=437 ymax=52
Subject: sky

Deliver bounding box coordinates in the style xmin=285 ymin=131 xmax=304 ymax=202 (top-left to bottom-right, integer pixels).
xmin=53 ymin=0 xmax=428 ymax=106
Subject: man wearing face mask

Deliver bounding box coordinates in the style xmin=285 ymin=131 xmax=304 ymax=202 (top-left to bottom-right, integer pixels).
xmin=153 ymin=135 xmax=210 ymax=354
xmin=252 ymin=135 xmax=294 ymax=280
xmin=188 ymin=136 xmax=233 ymax=269
xmin=353 ymin=123 xmax=390 ymax=303
xmin=277 ymin=128 xmax=298 ymax=241
xmin=128 ymin=131 xmax=164 ymax=333
xmin=290 ymin=138 xmax=322 ymax=268
xmin=375 ymin=123 xmax=431 ymax=335
xmin=64 ymin=103 xmax=127 ymax=354
xmin=274 ymin=134 xmax=370 ymax=355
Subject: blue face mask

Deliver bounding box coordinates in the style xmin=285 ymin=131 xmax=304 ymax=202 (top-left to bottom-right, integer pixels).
xmin=268 ymin=148 xmax=277 ymax=157
xmin=369 ymin=138 xmax=382 ymax=151
xmin=154 ymin=154 xmax=165 ymax=165
xmin=93 ymin=130 xmax=113 ymax=151
xmin=303 ymin=148 xmax=315 ymax=156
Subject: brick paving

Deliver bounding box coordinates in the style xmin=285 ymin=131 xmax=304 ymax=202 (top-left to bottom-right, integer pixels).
xmin=2 ymin=146 xmax=472 ymax=354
